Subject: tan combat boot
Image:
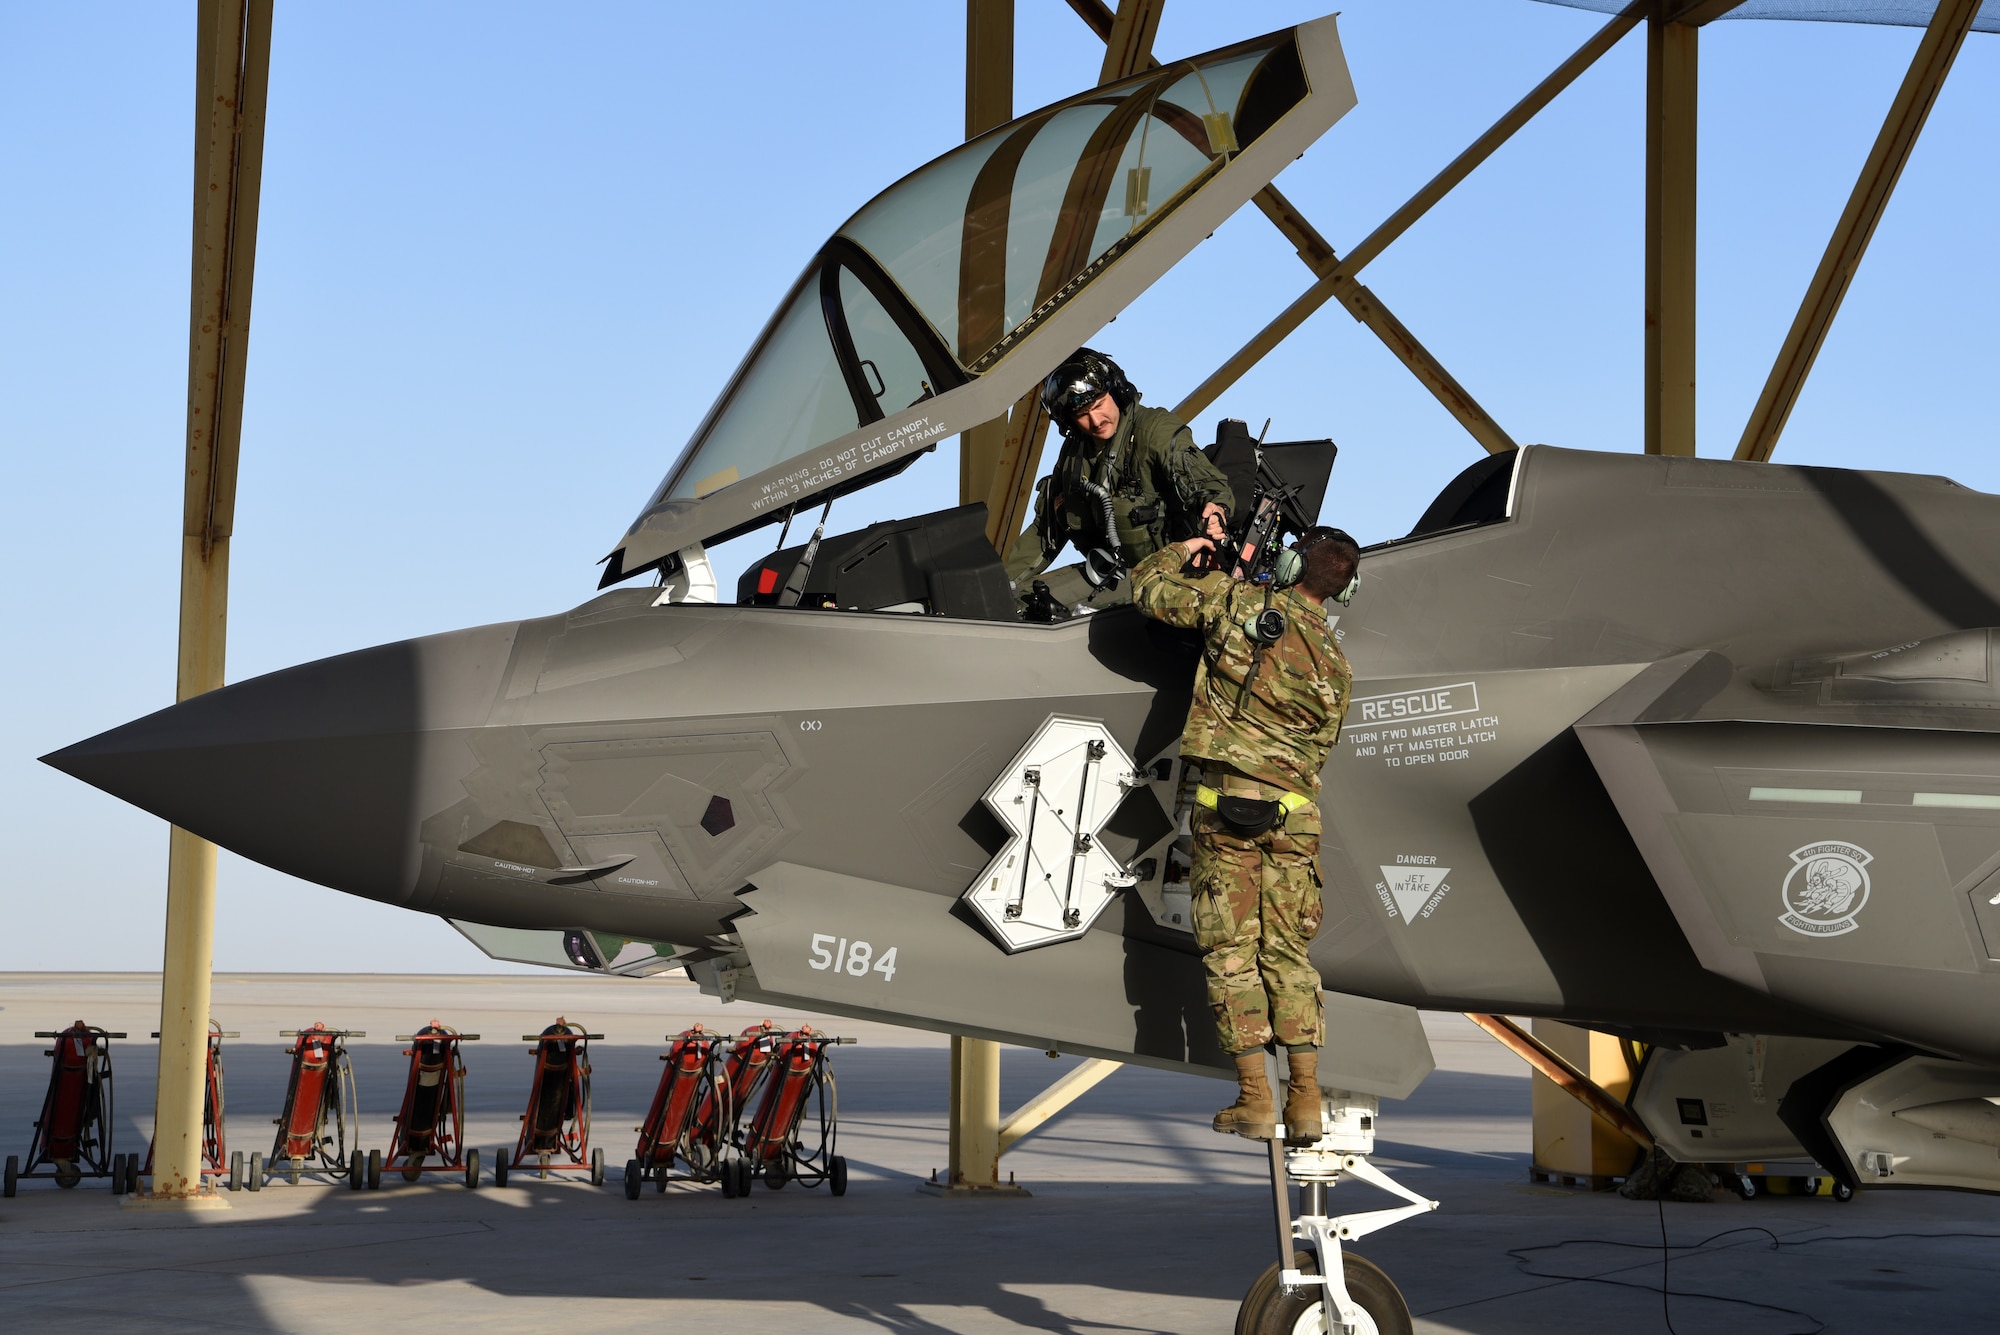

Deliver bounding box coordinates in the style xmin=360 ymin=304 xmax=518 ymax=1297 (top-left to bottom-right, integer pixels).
xmin=1213 ymin=1052 xmax=1276 ymax=1139
xmin=1284 ymin=1050 xmax=1324 ymax=1144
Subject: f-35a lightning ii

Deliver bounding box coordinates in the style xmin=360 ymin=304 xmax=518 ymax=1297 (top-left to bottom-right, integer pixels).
xmin=43 ymin=13 xmax=2000 ymax=1331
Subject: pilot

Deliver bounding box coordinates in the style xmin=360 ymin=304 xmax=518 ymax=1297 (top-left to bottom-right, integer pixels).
xmin=1131 ymin=525 xmax=1360 ymax=1144
xmin=1004 ymin=348 xmax=1234 ymax=617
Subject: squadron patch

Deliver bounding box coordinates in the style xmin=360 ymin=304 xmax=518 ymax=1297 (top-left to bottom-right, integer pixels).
xmin=1779 ymin=841 xmax=1872 ymax=937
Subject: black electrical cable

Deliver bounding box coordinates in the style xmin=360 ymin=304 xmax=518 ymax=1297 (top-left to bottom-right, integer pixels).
xmin=1500 ymin=1224 xmax=2000 ymax=1334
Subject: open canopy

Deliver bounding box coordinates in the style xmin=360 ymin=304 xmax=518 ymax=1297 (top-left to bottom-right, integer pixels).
xmin=599 ymin=15 xmax=1357 ymax=587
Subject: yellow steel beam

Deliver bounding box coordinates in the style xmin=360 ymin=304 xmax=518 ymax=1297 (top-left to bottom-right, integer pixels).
xmin=1340 ymin=1 xmax=1646 ymax=280
xmin=1172 ymin=5 xmax=1641 ymax=446
xmin=1734 ymin=0 xmax=1978 ymax=463
xmin=959 ymin=0 xmax=1016 ymax=506
xmin=999 ymin=1057 xmax=1121 ymax=1153
xmin=1644 ymin=14 xmax=1698 ymax=456
xmin=1098 ymin=0 xmax=1165 ymax=87
xmin=148 ymin=0 xmax=272 ymax=1205
xmin=978 ymin=0 xmax=1163 ymax=554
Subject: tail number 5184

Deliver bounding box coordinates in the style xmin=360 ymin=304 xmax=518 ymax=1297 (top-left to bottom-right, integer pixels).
xmin=809 ymin=934 xmax=898 ymax=981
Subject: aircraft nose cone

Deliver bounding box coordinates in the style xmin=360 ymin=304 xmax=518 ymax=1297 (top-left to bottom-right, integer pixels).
xmin=42 ymin=623 xmax=520 ymax=904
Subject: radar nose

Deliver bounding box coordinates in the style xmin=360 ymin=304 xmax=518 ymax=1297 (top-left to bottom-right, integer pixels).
xmin=41 ymin=623 xmax=519 ymax=906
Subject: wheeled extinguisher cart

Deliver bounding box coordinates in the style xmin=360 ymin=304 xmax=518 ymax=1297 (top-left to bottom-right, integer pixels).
xmin=376 ymin=1023 xmax=480 ymax=1189
xmin=242 ymin=1025 xmax=363 ymax=1191
xmin=625 ymin=1024 xmax=734 ymax=1198
xmin=141 ymin=1021 xmax=238 ymax=1192
xmin=734 ymin=1025 xmax=851 ymax=1196
xmin=6 ymin=1023 xmax=127 ymax=1196
xmin=494 ymin=1019 xmax=603 ymax=1187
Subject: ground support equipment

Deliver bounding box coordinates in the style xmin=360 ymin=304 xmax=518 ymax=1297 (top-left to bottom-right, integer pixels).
xmin=494 ymin=1019 xmax=603 ymax=1187
xmin=1724 ymin=1157 xmax=1855 ymax=1202
xmin=6 ymin=1023 xmax=128 ymax=1196
xmin=377 ymin=1023 xmax=480 ymax=1189
xmin=626 ymin=1024 xmax=733 ymax=1197
xmin=690 ymin=1021 xmax=785 ymax=1197
xmin=241 ymin=1025 xmax=363 ymax=1191
xmin=736 ymin=1026 xmax=852 ymax=1196
xmin=1236 ymin=1089 xmax=1436 ymax=1335
xmin=141 ymin=1021 xmax=237 ymax=1191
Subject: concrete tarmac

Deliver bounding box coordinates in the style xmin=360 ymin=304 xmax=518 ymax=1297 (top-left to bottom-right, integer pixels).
xmin=3 ymin=973 xmax=1997 ymax=1333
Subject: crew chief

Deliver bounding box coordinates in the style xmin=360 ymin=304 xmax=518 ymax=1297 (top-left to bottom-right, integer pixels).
xmin=1132 ymin=526 xmax=1360 ymax=1143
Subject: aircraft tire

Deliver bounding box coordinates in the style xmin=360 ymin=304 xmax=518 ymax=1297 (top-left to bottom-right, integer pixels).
xmin=1236 ymin=1251 xmax=1409 ymax=1335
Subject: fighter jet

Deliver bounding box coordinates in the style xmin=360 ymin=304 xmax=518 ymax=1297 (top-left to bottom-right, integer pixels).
xmin=40 ymin=10 xmax=2000 ymax=1327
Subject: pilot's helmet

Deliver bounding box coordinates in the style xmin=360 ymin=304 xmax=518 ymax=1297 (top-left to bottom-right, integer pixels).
xmin=1040 ymin=348 xmax=1136 ymax=428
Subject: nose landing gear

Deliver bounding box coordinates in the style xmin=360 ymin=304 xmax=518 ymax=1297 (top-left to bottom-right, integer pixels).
xmin=1234 ymin=1091 xmax=1435 ymax=1335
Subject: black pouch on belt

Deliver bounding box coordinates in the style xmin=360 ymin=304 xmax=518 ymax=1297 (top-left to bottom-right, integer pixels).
xmin=1212 ymin=795 xmax=1283 ymax=836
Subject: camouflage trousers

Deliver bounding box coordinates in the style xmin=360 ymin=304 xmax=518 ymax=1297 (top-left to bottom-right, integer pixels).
xmin=1190 ymin=791 xmax=1325 ymax=1055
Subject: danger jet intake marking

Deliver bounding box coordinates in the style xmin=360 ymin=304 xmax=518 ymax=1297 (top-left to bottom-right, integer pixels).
xmin=1375 ymin=861 xmax=1452 ymax=925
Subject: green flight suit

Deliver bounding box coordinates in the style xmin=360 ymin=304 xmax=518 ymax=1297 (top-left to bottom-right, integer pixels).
xmin=1131 ymin=543 xmax=1354 ymax=1055
xmin=1004 ymin=399 xmax=1234 ymax=610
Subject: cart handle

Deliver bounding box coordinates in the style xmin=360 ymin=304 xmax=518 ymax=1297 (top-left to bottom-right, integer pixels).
xmin=280 ymin=1029 xmax=366 ymax=1037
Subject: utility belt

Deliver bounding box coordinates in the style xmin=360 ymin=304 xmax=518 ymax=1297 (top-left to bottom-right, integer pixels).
xmin=1195 ymin=783 xmax=1312 ymax=836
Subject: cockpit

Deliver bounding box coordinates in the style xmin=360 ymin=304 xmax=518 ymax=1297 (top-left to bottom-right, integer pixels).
xmin=596 ymin=21 xmax=1357 ymax=591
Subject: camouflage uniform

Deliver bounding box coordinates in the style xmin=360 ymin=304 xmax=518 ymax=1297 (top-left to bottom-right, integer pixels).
xmin=1005 ymin=399 xmax=1234 ymax=610
xmin=1132 ymin=544 xmax=1353 ymax=1055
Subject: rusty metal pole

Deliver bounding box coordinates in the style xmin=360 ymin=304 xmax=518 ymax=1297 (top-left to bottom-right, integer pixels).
xmin=137 ymin=0 xmax=271 ymax=1207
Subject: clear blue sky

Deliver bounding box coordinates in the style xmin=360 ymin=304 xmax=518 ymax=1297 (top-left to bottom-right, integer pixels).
xmin=3 ymin=3 xmax=1993 ymax=972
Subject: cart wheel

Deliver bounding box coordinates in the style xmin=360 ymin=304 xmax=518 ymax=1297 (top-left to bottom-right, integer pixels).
xmin=248 ymin=1152 xmax=263 ymax=1192
xmin=4 ymin=1155 xmax=18 ymax=1197
xmin=719 ymin=1159 xmax=739 ymax=1198
xmin=229 ymin=1150 xmax=244 ymax=1192
xmin=1733 ymin=1173 xmax=1758 ymax=1200
xmin=1834 ymin=1180 xmax=1855 ymax=1202
xmin=54 ymin=1159 xmax=81 ymax=1190
xmin=656 ymin=1167 xmax=668 ymax=1194
xmin=465 ymin=1148 xmax=481 ymax=1190
xmin=591 ymin=1148 xmax=606 ymax=1187
xmin=367 ymin=1149 xmax=382 ymax=1191
xmin=348 ymin=1150 xmax=364 ymax=1191
xmin=624 ymin=1160 xmax=642 ymax=1201
xmin=110 ymin=1154 xmax=127 ymax=1195
xmin=129 ymin=1158 xmax=144 ymax=1195
xmin=828 ymin=1155 xmax=849 ymax=1197
xmin=494 ymin=1155 xmax=509 ymax=1188
xmin=401 ymin=1150 xmax=422 ymax=1183
xmin=763 ymin=1156 xmax=787 ymax=1190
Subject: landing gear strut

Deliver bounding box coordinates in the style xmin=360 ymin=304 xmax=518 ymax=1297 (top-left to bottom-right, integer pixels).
xmin=1234 ymin=1090 xmax=1435 ymax=1335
